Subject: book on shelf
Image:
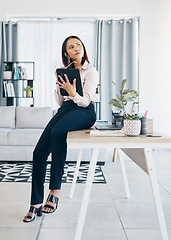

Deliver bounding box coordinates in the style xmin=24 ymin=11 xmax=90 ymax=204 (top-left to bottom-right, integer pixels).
xmin=3 ymin=81 xmax=8 ymax=97
xmin=9 ymin=83 xmax=15 ymax=97
xmin=13 ymin=65 xmax=25 ymax=79
xmin=5 ymin=82 xmax=15 ymax=97
xmin=14 ymin=66 xmax=20 ymax=79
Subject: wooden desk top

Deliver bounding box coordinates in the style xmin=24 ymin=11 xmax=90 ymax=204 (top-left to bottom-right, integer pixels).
xmin=67 ymin=130 xmax=171 ymax=148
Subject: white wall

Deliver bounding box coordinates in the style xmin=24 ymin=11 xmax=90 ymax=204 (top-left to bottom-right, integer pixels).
xmin=1 ymin=0 xmax=171 ymax=135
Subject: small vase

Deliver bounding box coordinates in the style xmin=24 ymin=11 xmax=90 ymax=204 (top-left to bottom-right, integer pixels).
xmin=26 ymin=91 xmax=32 ymax=98
xmin=3 ymin=71 xmax=12 ymax=80
xmin=124 ymin=119 xmax=141 ymax=136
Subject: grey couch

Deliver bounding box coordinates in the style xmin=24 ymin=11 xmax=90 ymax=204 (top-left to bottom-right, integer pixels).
xmin=0 ymin=106 xmax=108 ymax=162
xmin=0 ymin=106 xmax=54 ymax=161
xmin=0 ymin=106 xmax=97 ymax=162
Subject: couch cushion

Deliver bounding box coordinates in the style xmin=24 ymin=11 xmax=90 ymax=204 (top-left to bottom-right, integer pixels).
xmin=0 ymin=128 xmax=13 ymax=145
xmin=8 ymin=129 xmax=44 ymax=146
xmin=16 ymin=107 xmax=53 ymax=129
xmin=0 ymin=106 xmax=15 ymax=128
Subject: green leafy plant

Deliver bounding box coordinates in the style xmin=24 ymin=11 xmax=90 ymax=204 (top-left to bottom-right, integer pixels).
xmin=5 ymin=65 xmax=10 ymax=71
xmin=24 ymin=86 xmax=33 ymax=91
xmin=109 ymin=79 xmax=138 ymax=112
xmin=124 ymin=113 xmax=141 ymax=120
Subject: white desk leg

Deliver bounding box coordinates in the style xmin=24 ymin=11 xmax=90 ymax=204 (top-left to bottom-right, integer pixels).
xmin=69 ymin=149 xmax=83 ymax=199
xmin=117 ymin=148 xmax=131 ymax=199
xmin=74 ymin=148 xmax=99 ymax=240
xmin=144 ymin=148 xmax=169 ymax=240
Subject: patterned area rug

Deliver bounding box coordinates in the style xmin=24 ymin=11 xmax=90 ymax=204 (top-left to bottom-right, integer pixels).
xmin=0 ymin=162 xmax=106 ymax=184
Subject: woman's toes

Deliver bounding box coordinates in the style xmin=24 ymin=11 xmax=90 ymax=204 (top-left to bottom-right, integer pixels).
xmin=24 ymin=216 xmax=29 ymax=222
xmin=42 ymin=207 xmax=48 ymax=212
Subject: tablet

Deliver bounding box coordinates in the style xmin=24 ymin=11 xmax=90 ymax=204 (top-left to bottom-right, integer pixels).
xmin=56 ymin=68 xmax=83 ymax=96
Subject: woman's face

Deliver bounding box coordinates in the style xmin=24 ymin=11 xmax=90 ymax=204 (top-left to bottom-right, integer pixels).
xmin=65 ymin=38 xmax=84 ymax=62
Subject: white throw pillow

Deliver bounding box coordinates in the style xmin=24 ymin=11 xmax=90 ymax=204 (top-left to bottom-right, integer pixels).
xmin=0 ymin=106 xmax=15 ymax=128
xmin=16 ymin=106 xmax=53 ymax=129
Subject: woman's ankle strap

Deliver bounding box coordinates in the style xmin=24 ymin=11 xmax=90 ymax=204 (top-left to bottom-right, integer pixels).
xmin=47 ymin=194 xmax=59 ymax=204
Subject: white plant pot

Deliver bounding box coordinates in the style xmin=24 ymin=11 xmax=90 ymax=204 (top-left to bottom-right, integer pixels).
xmin=124 ymin=119 xmax=141 ymax=136
xmin=3 ymin=71 xmax=12 ymax=80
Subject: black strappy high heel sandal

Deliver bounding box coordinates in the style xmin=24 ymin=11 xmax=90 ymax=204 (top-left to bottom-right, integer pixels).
xmin=23 ymin=205 xmax=42 ymax=223
xmin=42 ymin=194 xmax=59 ymax=214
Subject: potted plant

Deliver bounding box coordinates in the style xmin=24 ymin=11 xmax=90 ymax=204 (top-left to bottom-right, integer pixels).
xmin=124 ymin=113 xmax=141 ymax=136
xmin=109 ymin=79 xmax=139 ymax=126
xmin=24 ymin=86 xmax=33 ymax=98
xmin=3 ymin=65 xmax=12 ymax=80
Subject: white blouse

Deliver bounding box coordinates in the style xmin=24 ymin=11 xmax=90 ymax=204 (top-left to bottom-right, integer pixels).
xmin=54 ymin=61 xmax=99 ymax=108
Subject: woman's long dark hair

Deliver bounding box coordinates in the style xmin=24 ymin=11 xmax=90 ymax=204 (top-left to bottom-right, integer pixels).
xmin=62 ymin=36 xmax=90 ymax=68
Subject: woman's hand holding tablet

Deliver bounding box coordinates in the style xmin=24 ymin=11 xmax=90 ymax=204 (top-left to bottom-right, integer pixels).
xmin=56 ymin=68 xmax=83 ymax=96
xmin=57 ymin=74 xmax=76 ymax=97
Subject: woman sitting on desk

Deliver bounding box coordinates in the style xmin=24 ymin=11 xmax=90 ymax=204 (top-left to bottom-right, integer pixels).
xmin=23 ymin=35 xmax=99 ymax=222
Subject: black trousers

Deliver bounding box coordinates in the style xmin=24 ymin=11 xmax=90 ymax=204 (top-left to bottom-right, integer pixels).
xmin=31 ymin=100 xmax=96 ymax=205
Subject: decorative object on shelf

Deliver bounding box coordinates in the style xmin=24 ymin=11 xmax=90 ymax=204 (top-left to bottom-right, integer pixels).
xmin=109 ymin=79 xmax=139 ymax=127
xmin=124 ymin=113 xmax=141 ymax=136
xmin=24 ymin=86 xmax=33 ymax=98
xmin=14 ymin=65 xmax=25 ymax=79
xmin=2 ymin=61 xmax=34 ymax=107
xmin=3 ymin=65 xmax=12 ymax=80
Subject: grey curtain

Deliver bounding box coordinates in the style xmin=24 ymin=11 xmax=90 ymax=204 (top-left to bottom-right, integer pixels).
xmin=96 ymin=18 xmax=139 ymax=122
xmin=0 ymin=21 xmax=18 ymax=106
